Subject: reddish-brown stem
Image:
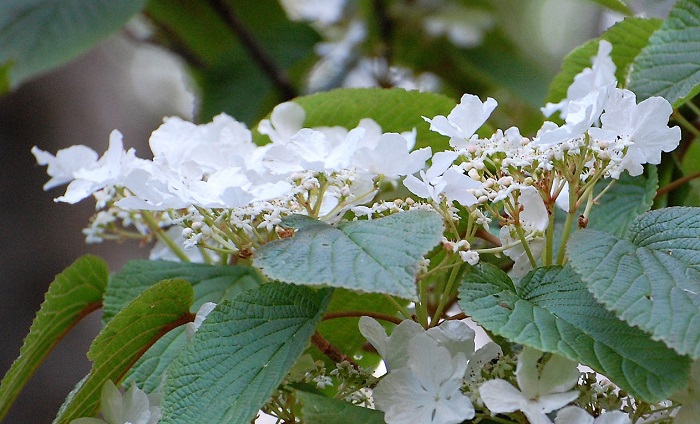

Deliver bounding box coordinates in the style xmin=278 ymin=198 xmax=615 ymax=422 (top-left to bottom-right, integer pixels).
xmin=475 ymin=227 xmax=502 ymax=247
xmin=656 ymin=171 xmax=700 ymax=197
xmin=322 ymin=311 xmax=403 ymax=325
xmin=311 ymin=331 xmax=360 ymax=370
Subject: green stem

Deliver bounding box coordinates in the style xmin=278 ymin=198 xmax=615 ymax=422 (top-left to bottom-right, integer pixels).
xmin=430 ymin=257 xmax=462 ymax=326
xmin=141 ymin=212 xmax=190 ymax=262
xmin=384 ymin=294 xmax=412 ymax=320
xmin=673 ymin=110 xmax=700 ymax=136
xmin=556 ymin=189 xmax=578 ymax=265
xmin=545 ymin=209 xmax=555 ymax=266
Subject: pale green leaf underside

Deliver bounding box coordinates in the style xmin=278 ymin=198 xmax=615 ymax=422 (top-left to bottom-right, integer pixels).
xmin=297 ymin=391 xmax=386 ymax=424
xmin=54 ymin=279 xmax=194 ymax=423
xmin=459 ymin=264 xmax=689 ymax=402
xmin=568 ymin=207 xmax=700 ymax=359
xmin=253 ymin=211 xmax=444 ymax=300
xmin=0 ymin=255 xmax=108 ymax=421
xmin=628 ymin=0 xmax=700 ymax=106
xmin=0 ymin=0 xmax=145 ymax=88
xmin=161 ymin=283 xmax=333 ymax=424
xmin=545 ymin=17 xmax=661 ymax=105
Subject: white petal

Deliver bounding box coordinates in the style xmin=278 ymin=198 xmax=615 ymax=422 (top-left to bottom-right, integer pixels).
xmin=479 ymin=379 xmax=528 ymax=413
xmin=555 ymin=406 xmax=595 ymax=424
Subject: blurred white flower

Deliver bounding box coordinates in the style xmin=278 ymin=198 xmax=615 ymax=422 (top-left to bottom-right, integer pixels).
xmin=185 ymin=302 xmax=217 ymax=340
xmin=480 ymin=347 xmax=580 ymax=424
xmin=555 ymin=406 xmax=631 ymax=424
xmin=277 ymin=0 xmax=346 ymax=25
xmin=71 ymin=380 xmax=161 ymax=424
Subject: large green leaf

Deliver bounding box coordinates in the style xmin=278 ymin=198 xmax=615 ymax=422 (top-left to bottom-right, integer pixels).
xmin=628 ymin=0 xmax=700 ymax=106
xmin=253 ymin=210 xmax=444 ymax=300
xmin=0 ymin=0 xmax=145 ymax=90
xmin=458 ymin=264 xmax=690 ymax=401
xmin=105 ymin=260 xmax=263 ymax=391
xmin=568 ymin=207 xmax=700 ymax=359
xmin=161 ymin=283 xmax=333 ymax=424
xmin=254 ymin=88 xmax=460 ymax=152
xmin=545 ymin=17 xmax=662 ymax=105
xmin=104 ymin=260 xmax=262 ymax=323
xmin=586 ymin=0 xmax=632 ymax=15
xmin=54 ymin=279 xmax=194 ymax=423
xmin=0 ymin=256 xmax=108 ymax=421
xmin=297 ymin=391 xmax=385 ymax=424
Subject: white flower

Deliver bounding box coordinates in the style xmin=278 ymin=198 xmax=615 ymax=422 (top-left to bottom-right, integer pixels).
xmin=541 ymin=40 xmax=616 ymax=119
xmin=479 ymin=347 xmax=580 ymax=424
xmin=424 ymin=94 xmax=497 ymax=148
xmin=423 ymin=5 xmax=493 ymax=48
xmin=258 ymin=101 xmax=307 ymax=144
xmin=358 ymin=316 xmax=424 ymax=370
xmin=555 ymin=406 xmax=631 ymax=424
xmin=185 ymin=302 xmax=217 ymax=340
xmin=670 ymin=358 xmax=700 ymax=424
xmin=588 ymin=88 xmax=681 ymax=177
xmin=71 ymin=380 xmax=161 ymax=424
xmin=403 ymin=151 xmax=481 ymax=206
xmin=373 ymin=333 xmax=475 ymax=424
xmin=31 ymin=144 xmax=98 ymax=190
xmin=352 ymin=132 xmax=431 ymax=179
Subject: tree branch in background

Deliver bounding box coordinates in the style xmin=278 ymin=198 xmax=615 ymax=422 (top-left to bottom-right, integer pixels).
xmin=139 ymin=12 xmax=208 ymax=72
xmin=205 ymin=0 xmax=297 ymax=100
xmin=372 ymin=0 xmax=394 ymax=64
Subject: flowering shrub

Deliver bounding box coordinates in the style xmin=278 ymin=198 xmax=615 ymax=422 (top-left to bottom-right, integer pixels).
xmin=2 ymin=1 xmax=700 ymax=423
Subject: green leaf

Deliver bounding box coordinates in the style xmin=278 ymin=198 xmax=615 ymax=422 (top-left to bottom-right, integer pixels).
xmin=104 ymin=260 xmax=262 ymax=323
xmin=297 ymin=391 xmax=385 ymax=424
xmin=54 ymin=279 xmax=194 ymax=423
xmin=254 ymin=88 xmax=460 ymax=152
xmin=568 ymin=207 xmax=700 ymax=359
xmin=628 ymin=0 xmax=700 ymax=106
xmin=587 ymin=166 xmax=658 ymax=237
xmin=161 ymin=283 xmax=333 ymax=424
xmin=0 ymin=0 xmax=145 ymax=88
xmin=586 ymin=0 xmax=632 ymax=15
xmin=545 ymin=17 xmax=662 ymax=105
xmin=459 ymin=264 xmax=690 ymax=401
xmin=253 ymin=210 xmax=444 ymax=300
xmin=0 ymin=256 xmax=108 ymax=421
xmin=105 ymin=260 xmax=263 ymax=391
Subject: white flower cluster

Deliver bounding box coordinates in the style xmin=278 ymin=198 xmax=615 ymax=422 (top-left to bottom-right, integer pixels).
xmin=71 ymin=380 xmax=161 ymax=424
xmin=33 ymin=102 xmax=429 ymax=258
xmin=359 ymin=317 xmax=501 ymax=424
xmin=402 ymin=40 xmax=680 ymax=270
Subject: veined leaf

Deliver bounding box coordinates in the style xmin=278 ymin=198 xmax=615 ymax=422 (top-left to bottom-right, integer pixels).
xmin=161 ymin=283 xmax=333 ymax=424
xmin=105 ymin=260 xmax=263 ymax=391
xmin=459 ymin=264 xmax=690 ymax=401
xmin=0 ymin=0 xmax=145 ymax=88
xmin=54 ymin=279 xmax=194 ymax=423
xmin=568 ymin=207 xmax=700 ymax=359
xmin=253 ymin=210 xmax=444 ymax=300
xmin=0 ymin=255 xmax=108 ymax=421
xmin=628 ymin=0 xmax=700 ymax=106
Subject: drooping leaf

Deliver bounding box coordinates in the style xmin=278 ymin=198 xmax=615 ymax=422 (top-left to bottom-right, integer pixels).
xmin=54 ymin=279 xmax=194 ymax=423
xmin=459 ymin=264 xmax=690 ymax=401
xmin=297 ymin=391 xmax=385 ymax=424
xmin=104 ymin=260 xmax=262 ymax=323
xmin=545 ymin=17 xmax=662 ymax=105
xmin=568 ymin=207 xmax=700 ymax=359
xmin=254 ymin=88 xmax=460 ymax=152
xmin=0 ymin=256 xmax=108 ymax=422
xmin=161 ymin=283 xmax=333 ymax=424
xmin=253 ymin=210 xmax=444 ymax=300
xmin=586 ymin=0 xmax=632 ymax=15
xmin=0 ymin=0 xmax=145 ymax=88
xmin=105 ymin=260 xmax=263 ymax=391
xmin=628 ymin=0 xmax=700 ymax=106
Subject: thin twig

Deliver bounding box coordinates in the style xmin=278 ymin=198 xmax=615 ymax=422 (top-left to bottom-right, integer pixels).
xmin=311 ymin=331 xmax=360 ymax=370
xmin=656 ymin=171 xmax=700 ymax=196
xmin=142 ymin=11 xmax=208 ymax=71
xmin=206 ymin=0 xmax=297 ymax=100
xmin=322 ymin=311 xmax=403 ymax=325
xmin=372 ymin=0 xmax=394 ymax=64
